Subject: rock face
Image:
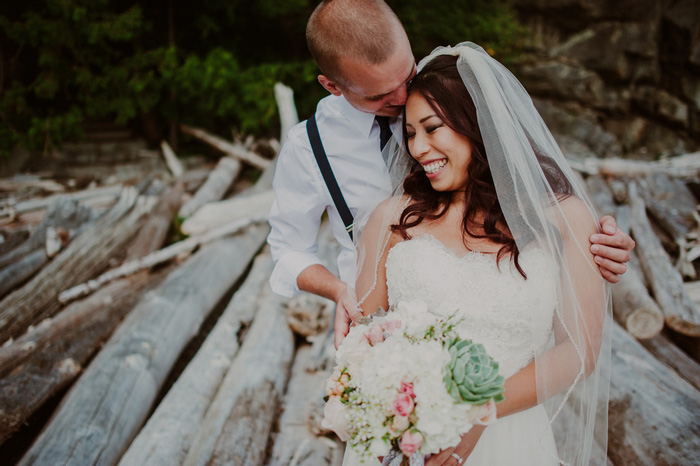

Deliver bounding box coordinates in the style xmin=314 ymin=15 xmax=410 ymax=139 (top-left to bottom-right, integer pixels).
xmin=511 ymin=0 xmax=700 ymax=158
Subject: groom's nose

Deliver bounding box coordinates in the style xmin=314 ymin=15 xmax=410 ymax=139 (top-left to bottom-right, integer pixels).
xmin=387 ymin=83 xmax=408 ymax=106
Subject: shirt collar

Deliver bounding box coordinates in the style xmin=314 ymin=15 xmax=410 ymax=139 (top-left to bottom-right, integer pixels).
xmin=337 ymin=95 xmax=378 ymax=138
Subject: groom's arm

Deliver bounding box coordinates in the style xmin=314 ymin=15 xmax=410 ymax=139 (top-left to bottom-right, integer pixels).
xmin=590 ymin=215 xmax=635 ymax=284
xmin=297 ymin=265 xmax=362 ymax=349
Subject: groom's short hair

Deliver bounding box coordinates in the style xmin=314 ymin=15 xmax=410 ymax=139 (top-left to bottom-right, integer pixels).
xmin=306 ymin=0 xmax=405 ymax=85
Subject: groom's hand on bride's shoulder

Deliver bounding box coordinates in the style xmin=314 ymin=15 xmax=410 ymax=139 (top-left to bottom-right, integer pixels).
xmin=590 ymin=215 xmax=635 ymax=284
xmin=334 ymin=284 xmax=362 ymax=349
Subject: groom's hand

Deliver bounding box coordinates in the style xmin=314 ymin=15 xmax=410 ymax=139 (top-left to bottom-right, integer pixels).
xmin=591 ymin=215 xmax=635 ymax=284
xmin=334 ymin=283 xmax=362 ymax=349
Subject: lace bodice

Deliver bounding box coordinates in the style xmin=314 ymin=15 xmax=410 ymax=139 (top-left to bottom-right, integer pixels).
xmin=386 ymin=235 xmax=558 ymax=378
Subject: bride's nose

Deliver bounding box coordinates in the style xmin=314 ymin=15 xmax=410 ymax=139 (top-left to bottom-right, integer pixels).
xmin=410 ymin=132 xmax=431 ymax=159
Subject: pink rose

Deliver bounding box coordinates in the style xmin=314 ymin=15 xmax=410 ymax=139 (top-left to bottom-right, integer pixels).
xmin=394 ymin=392 xmax=415 ymax=417
xmin=400 ymin=381 xmax=415 ymax=398
xmin=384 ymin=320 xmax=402 ymax=333
xmin=322 ymin=397 xmax=350 ymax=441
xmin=366 ymin=324 xmax=385 ymax=346
xmin=391 ymin=414 xmax=410 ymax=432
xmin=400 ymin=430 xmax=423 ymax=456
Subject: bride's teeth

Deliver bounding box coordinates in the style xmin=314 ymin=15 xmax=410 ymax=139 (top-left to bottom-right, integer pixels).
xmin=423 ymin=160 xmax=446 ymax=174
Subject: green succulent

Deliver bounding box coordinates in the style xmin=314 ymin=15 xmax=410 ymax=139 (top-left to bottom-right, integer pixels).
xmin=443 ymin=338 xmax=505 ymax=405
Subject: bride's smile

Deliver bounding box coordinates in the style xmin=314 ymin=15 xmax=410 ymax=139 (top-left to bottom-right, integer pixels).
xmin=404 ymin=93 xmax=473 ymax=193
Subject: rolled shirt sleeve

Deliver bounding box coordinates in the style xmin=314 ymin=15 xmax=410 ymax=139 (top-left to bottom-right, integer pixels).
xmin=267 ymin=129 xmax=328 ymax=297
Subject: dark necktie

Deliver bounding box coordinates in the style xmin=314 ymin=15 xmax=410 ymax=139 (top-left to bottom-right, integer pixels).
xmin=375 ymin=115 xmax=392 ymax=152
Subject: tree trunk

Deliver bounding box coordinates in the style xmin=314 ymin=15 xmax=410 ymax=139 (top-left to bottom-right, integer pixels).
xmin=0 ymin=197 xmax=94 ymax=269
xmin=274 ymin=82 xmax=299 ymax=145
xmin=611 ymin=252 xmax=664 ymax=339
xmin=118 ymin=252 xmax=273 ymax=466
xmin=180 ymin=124 xmax=271 ymax=170
xmin=640 ymin=332 xmax=700 ymax=392
xmin=0 ymin=185 xmax=122 ymax=219
xmin=182 ymin=281 xmax=294 ymax=466
xmin=266 ymin=345 xmax=345 ymax=466
xmin=569 ymin=151 xmax=700 ymax=178
xmin=18 ymin=223 xmax=270 ymax=466
xmin=178 ymin=156 xmax=241 ymax=219
xmin=0 ymin=188 xmax=153 ymax=344
xmin=606 ymin=321 xmax=700 ymax=466
xmin=628 ymin=181 xmax=700 ymax=358
xmin=180 ymin=189 xmax=273 ymax=236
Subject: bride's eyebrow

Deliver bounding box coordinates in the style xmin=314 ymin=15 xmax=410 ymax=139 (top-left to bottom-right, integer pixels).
xmin=419 ymin=115 xmax=438 ymax=124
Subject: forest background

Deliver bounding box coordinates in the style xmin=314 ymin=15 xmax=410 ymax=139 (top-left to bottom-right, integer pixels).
xmin=0 ymin=0 xmax=525 ymax=159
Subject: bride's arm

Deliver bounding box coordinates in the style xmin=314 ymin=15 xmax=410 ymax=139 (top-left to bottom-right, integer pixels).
xmin=428 ymin=197 xmax=607 ymax=465
xmin=354 ymin=198 xmax=404 ymax=316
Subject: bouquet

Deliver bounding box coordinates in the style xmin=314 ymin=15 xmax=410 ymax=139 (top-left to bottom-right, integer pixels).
xmin=322 ymin=300 xmax=505 ymax=465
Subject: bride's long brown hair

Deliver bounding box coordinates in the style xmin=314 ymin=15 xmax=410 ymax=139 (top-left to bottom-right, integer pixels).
xmin=393 ymin=55 xmax=572 ymax=278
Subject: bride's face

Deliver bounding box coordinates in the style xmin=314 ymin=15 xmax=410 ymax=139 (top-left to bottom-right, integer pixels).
xmin=405 ymin=93 xmax=472 ymax=193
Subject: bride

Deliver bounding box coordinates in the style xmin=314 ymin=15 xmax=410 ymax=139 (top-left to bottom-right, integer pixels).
xmin=345 ymin=43 xmax=611 ymax=466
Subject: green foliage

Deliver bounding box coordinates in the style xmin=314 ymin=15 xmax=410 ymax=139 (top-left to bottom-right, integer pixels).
xmin=0 ymin=0 xmax=525 ymax=158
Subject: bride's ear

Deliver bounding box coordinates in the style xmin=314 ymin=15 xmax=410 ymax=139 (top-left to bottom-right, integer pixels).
xmin=318 ymin=75 xmax=343 ymax=96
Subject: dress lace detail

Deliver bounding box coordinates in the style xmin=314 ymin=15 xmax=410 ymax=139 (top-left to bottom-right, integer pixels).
xmin=386 ymin=234 xmax=559 ymax=379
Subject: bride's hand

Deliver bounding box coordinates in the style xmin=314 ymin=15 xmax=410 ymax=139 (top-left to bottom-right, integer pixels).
xmin=424 ymin=425 xmax=486 ymax=465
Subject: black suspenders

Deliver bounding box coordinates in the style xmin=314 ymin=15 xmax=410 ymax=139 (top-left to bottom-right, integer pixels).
xmin=306 ymin=114 xmax=354 ymax=240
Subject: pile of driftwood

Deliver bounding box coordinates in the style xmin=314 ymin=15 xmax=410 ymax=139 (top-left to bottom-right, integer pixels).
xmin=1 ymin=81 xmax=699 ymax=466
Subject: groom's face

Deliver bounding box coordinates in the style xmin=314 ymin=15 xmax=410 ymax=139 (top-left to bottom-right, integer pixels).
xmin=319 ymin=35 xmax=416 ymax=117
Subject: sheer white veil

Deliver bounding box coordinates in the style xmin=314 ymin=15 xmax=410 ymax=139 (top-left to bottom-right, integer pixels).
xmin=352 ymin=42 xmax=612 ymax=465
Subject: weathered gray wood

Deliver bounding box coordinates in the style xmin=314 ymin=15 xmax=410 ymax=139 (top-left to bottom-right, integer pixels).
xmin=0 ymin=197 xmax=94 ymax=269
xmin=0 ymin=184 xmax=182 ymax=444
xmin=0 ymin=228 xmax=30 ymax=256
xmin=274 ymin=82 xmax=299 ymax=145
xmin=182 ymin=282 xmax=294 ymax=466
xmin=180 ymin=124 xmax=271 ymax=170
xmin=0 ymin=184 xmax=122 ymax=218
xmin=267 ymin=345 xmax=345 ymax=466
xmin=629 ymin=182 xmax=700 ymax=329
xmin=640 ymin=332 xmax=700 ymax=392
xmin=18 ymin=224 xmax=269 ymax=466
xmin=611 ymin=252 xmax=664 ymax=339
xmin=0 ymin=188 xmax=153 ymax=344
xmin=180 ymin=189 xmax=273 ymax=236
xmin=160 ymin=140 xmax=184 ymax=178
xmin=585 ymin=176 xmax=618 ymax=217
xmin=178 ymin=156 xmax=241 ymax=219
xmin=569 ymin=151 xmax=700 ymax=178
xmin=0 ymin=248 xmax=48 ymax=297
xmin=644 ymin=173 xmax=698 ymax=226
xmin=118 ymin=252 xmax=274 ymax=466
xmin=606 ymin=321 xmax=700 ymax=466
xmin=0 ymin=274 xmax=154 ymax=444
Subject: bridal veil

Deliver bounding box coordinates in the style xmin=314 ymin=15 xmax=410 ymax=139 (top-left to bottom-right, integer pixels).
xmin=351 ymin=42 xmax=612 ymax=466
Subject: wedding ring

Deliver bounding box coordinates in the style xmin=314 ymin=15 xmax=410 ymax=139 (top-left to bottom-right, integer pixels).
xmin=451 ymin=452 xmax=464 ymax=464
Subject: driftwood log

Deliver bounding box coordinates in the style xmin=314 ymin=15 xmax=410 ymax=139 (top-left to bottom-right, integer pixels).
xmin=178 ymin=155 xmax=241 ymax=219
xmin=628 ymin=182 xmax=700 ymax=357
xmin=118 ymin=252 xmax=273 ymax=466
xmin=267 ymin=345 xmax=344 ymax=466
xmin=0 ymin=184 xmax=182 ymax=444
xmin=0 ymin=197 xmax=94 ymax=269
xmin=182 ymin=281 xmax=293 ymax=466
xmin=0 ymin=184 xmax=122 ymax=219
xmin=180 ymin=188 xmax=274 ymax=236
xmin=640 ymin=332 xmax=700 ymax=392
xmin=160 ymin=140 xmax=184 ymax=178
xmin=274 ymin=82 xmax=300 ymax=144
xmin=18 ymin=223 xmax=270 ymax=466
xmin=606 ymin=321 xmax=700 ymax=465
xmin=0 ymin=188 xmax=155 ymax=344
xmin=570 ymin=151 xmax=700 ymax=178
xmin=584 ymin=177 xmax=663 ymax=339
xmin=180 ymin=124 xmax=271 ymax=170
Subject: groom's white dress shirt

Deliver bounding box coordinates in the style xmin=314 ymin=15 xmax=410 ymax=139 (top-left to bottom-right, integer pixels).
xmin=268 ymin=94 xmax=400 ymax=297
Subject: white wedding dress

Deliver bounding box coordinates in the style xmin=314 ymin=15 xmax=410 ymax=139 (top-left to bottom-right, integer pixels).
xmin=343 ymin=234 xmax=560 ymax=465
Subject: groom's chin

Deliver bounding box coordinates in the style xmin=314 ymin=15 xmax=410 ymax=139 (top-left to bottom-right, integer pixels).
xmin=375 ymin=106 xmax=404 ymax=118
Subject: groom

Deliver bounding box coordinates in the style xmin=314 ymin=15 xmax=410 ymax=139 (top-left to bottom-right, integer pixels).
xmin=267 ymin=0 xmax=634 ymax=348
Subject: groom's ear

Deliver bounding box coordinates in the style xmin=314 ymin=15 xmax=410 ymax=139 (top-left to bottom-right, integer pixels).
xmin=318 ymin=75 xmax=343 ymax=97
